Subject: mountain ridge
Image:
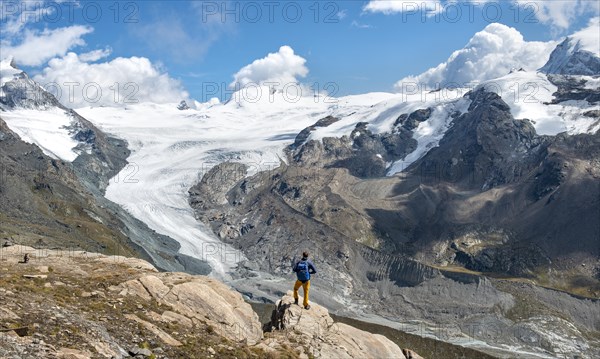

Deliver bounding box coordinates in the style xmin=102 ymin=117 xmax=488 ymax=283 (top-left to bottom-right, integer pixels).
xmin=0 ymin=24 xmax=599 ymax=358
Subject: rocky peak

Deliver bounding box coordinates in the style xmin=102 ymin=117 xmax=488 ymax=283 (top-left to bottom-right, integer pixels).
xmin=266 ymin=292 xmax=422 ymax=359
xmin=0 ymin=65 xmax=63 ymax=111
xmin=177 ymin=100 xmax=190 ymax=110
xmin=540 ymin=37 xmax=600 ymax=76
xmin=409 ymin=88 xmax=543 ymax=190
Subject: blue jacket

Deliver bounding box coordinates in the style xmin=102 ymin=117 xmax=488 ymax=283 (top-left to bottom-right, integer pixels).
xmin=293 ymin=258 xmax=317 ymax=281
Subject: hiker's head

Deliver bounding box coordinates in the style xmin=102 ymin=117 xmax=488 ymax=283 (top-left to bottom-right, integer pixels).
xmin=302 ymin=251 xmax=309 ymax=259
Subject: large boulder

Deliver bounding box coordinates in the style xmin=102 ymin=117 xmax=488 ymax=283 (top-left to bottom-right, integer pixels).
xmin=119 ymin=273 xmax=263 ymax=345
xmin=269 ymin=292 xmax=409 ymax=359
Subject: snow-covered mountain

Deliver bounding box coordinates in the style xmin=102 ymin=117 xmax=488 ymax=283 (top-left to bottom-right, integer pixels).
xmin=1 ymin=23 xmax=599 ymax=358
xmin=540 ymin=18 xmax=600 ymax=76
xmin=1 ymin=58 xmax=88 ymax=161
xmin=1 ymin=29 xmax=599 ymax=273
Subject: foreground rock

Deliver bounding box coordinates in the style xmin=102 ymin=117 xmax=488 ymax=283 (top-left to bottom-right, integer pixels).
xmin=266 ymin=292 xmax=417 ymax=359
xmin=0 ymin=246 xmax=421 ymax=358
xmin=118 ymin=273 xmax=263 ymax=345
xmin=0 ymin=246 xmax=267 ymax=358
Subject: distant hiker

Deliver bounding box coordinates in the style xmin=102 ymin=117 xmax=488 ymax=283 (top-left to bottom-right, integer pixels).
xmin=22 ymin=253 xmax=29 ymax=264
xmin=292 ymin=251 xmax=317 ymax=310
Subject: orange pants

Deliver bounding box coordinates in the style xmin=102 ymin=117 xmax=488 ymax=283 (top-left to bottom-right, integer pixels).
xmin=293 ymin=280 xmax=310 ymax=307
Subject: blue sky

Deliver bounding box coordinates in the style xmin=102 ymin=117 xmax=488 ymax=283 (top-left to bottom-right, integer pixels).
xmin=2 ymin=1 xmax=599 ymax=103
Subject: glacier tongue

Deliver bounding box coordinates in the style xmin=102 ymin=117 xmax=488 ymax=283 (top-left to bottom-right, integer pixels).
xmin=76 ymin=98 xmax=334 ymax=277
xmin=75 ymin=92 xmax=401 ymax=277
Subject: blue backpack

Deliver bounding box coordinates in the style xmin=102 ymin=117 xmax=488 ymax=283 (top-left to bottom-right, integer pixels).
xmin=296 ymin=260 xmax=310 ymax=281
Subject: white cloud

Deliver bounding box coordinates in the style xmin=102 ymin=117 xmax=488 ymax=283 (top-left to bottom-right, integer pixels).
xmin=336 ymin=9 xmax=348 ymax=20
xmin=1 ymin=25 xmax=92 ymax=66
xmin=230 ymin=46 xmax=308 ymax=88
xmin=351 ymin=20 xmax=373 ymax=29
xmin=78 ymin=48 xmax=112 ymax=62
xmin=394 ymin=23 xmax=557 ymax=91
xmin=570 ymin=16 xmax=600 ymax=55
xmin=364 ymin=0 xmax=600 ymax=29
xmin=516 ymin=0 xmax=600 ymax=30
xmin=34 ymin=52 xmax=189 ymax=107
xmin=363 ymin=0 xmax=443 ymax=15
xmin=0 ymin=0 xmax=57 ymax=34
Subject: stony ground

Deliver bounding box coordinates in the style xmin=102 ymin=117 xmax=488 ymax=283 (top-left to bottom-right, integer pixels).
xmin=0 ymin=245 xmax=429 ymax=359
xmin=0 ymin=245 xmax=292 ymax=359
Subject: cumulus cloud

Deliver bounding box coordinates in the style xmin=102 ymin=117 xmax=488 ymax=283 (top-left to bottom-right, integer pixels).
xmin=230 ymin=46 xmax=308 ymax=88
xmin=1 ymin=25 xmax=92 ymax=66
xmin=34 ymin=52 xmax=189 ymax=107
xmin=394 ymin=23 xmax=557 ymax=91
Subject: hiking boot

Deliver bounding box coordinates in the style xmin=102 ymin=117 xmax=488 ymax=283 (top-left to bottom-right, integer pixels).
xmin=294 ymin=298 xmax=298 ymax=305
xmin=304 ymin=305 xmax=311 ymax=310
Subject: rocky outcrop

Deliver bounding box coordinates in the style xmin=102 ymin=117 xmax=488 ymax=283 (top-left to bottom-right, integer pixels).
xmin=290 ymin=109 xmax=432 ymax=178
xmin=177 ymin=100 xmax=190 ymax=110
xmin=0 ymin=246 xmax=426 ymax=359
xmin=267 ymin=292 xmax=410 ymax=359
xmin=291 ymin=115 xmax=341 ymax=149
xmin=547 ymin=74 xmax=600 ymax=105
xmin=0 ymin=246 xmax=268 ymax=358
xmin=119 ymin=273 xmax=263 ymax=345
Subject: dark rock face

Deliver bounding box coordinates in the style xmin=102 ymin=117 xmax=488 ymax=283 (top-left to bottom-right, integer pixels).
xmin=393 ymin=108 xmax=432 ymax=131
xmin=290 ymin=108 xmax=431 ymax=178
xmin=291 ymin=115 xmax=340 ymax=149
xmin=177 ymin=100 xmax=190 ymax=110
xmin=547 ymin=74 xmax=600 ymax=105
xmin=408 ymin=89 xmax=544 ymax=191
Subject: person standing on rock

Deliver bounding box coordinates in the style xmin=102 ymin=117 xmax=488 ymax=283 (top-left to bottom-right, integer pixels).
xmin=292 ymin=251 xmax=317 ymax=310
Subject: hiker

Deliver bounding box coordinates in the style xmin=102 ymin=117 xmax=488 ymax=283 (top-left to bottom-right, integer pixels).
xmin=292 ymin=251 xmax=317 ymax=310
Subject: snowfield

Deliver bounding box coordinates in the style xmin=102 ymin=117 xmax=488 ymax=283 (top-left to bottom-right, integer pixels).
xmin=1 ymin=108 xmax=81 ymax=162
xmin=479 ymin=71 xmax=600 ymax=135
